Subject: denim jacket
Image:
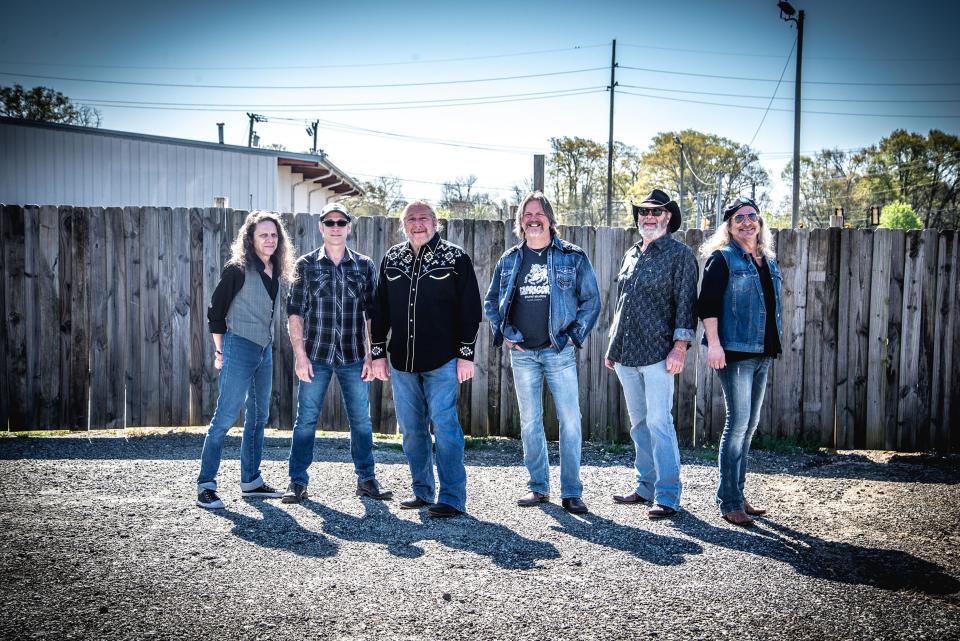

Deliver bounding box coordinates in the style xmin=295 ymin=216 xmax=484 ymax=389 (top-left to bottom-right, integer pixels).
xmin=716 ymin=242 xmax=783 ymax=352
xmin=484 ymin=235 xmax=600 ymax=351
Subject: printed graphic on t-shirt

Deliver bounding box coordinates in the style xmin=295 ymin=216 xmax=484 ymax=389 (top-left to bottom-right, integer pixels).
xmin=519 ymin=264 xmax=550 ymax=300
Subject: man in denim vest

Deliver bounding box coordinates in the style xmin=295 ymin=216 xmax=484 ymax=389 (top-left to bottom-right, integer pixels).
xmin=484 ymin=191 xmax=600 ymax=514
xmin=606 ymin=189 xmax=698 ymax=519
xmin=282 ymin=202 xmax=392 ymax=504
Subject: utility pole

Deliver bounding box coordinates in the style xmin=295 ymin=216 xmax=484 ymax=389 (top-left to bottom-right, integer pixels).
xmin=695 ymin=192 xmax=702 ymax=230
xmin=675 ymin=136 xmax=685 ymax=216
xmin=715 ymin=173 xmax=724 ymax=228
xmin=779 ymin=2 xmax=805 ymax=229
xmin=306 ymin=120 xmax=319 ymax=155
xmin=606 ymin=39 xmax=618 ymax=227
xmin=247 ymin=112 xmax=266 ymax=147
xmin=533 ymin=154 xmax=545 ymax=191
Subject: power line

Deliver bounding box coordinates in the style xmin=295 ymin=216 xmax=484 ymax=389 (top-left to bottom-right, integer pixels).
xmin=0 ymin=67 xmax=607 ymax=90
xmin=619 ymin=65 xmax=960 ymax=87
xmin=617 ymin=84 xmax=960 ymax=104
xmin=619 ymin=90 xmax=960 ymax=119
xmin=749 ymin=38 xmax=797 ymax=147
xmin=348 ymin=172 xmax=518 ymax=192
xmin=0 ymin=45 xmax=608 ymax=71
xmin=74 ymin=86 xmax=602 ymax=109
xmin=620 ymin=42 xmax=960 ymax=63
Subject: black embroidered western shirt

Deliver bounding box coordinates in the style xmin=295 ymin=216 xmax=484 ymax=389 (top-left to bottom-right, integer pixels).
xmin=286 ymin=246 xmax=377 ymax=366
xmin=371 ymin=232 xmax=482 ymax=373
xmin=606 ymin=234 xmax=699 ymax=367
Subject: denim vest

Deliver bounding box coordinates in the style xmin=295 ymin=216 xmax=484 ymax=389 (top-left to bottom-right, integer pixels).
xmin=716 ymin=242 xmax=782 ymax=353
xmin=483 ymin=236 xmax=600 ymax=351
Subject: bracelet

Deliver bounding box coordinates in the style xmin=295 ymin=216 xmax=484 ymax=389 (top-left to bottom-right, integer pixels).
xmin=215 ymin=350 xmax=223 ymax=356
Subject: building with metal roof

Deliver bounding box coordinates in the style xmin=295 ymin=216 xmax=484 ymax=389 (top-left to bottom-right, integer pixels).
xmin=0 ymin=116 xmax=362 ymax=212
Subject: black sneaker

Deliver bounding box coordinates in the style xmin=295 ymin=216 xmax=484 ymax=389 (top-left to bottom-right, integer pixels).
xmin=242 ymin=483 xmax=284 ymax=498
xmin=281 ymin=482 xmax=309 ymax=504
xmin=197 ymin=489 xmax=225 ymax=510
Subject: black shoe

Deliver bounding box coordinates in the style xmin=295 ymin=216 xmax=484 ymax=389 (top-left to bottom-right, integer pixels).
xmin=427 ymin=503 xmax=463 ymax=518
xmin=561 ymin=497 xmax=589 ymax=515
xmin=400 ymin=496 xmax=432 ymax=509
xmin=357 ymin=479 xmax=393 ymax=500
xmin=196 ymin=489 xmax=224 ymax=510
xmin=517 ymin=491 xmax=550 ymax=507
xmin=281 ymin=482 xmax=309 ymax=504
xmin=242 ymin=483 xmax=284 ymax=498
xmin=648 ymin=504 xmax=679 ymax=520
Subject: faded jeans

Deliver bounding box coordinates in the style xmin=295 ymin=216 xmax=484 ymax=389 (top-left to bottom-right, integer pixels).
xmin=715 ymin=356 xmax=772 ymax=514
xmin=614 ymin=359 xmax=682 ymax=510
xmin=287 ymin=358 xmax=376 ymax=487
xmin=510 ymin=344 xmax=584 ymax=499
xmin=197 ymin=332 xmax=273 ymax=493
xmin=390 ymin=359 xmax=467 ymax=512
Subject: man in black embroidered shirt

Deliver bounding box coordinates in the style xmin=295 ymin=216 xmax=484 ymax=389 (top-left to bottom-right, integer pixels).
xmin=605 ymin=189 xmax=698 ymax=520
xmin=282 ymin=202 xmax=392 ymax=504
xmin=369 ymin=200 xmax=482 ymax=518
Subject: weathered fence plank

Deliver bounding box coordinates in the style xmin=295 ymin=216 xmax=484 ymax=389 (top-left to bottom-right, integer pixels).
xmin=2 ymin=206 xmax=958 ymax=452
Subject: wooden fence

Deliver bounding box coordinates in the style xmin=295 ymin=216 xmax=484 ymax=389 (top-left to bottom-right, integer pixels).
xmin=1 ymin=205 xmax=957 ymax=451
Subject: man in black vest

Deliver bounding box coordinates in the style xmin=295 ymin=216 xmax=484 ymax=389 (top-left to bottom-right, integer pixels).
xmin=282 ymin=202 xmax=392 ymax=503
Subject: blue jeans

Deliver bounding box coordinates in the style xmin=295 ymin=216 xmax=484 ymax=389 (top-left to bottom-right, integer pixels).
xmin=197 ymin=332 xmax=273 ymax=492
xmin=614 ymin=360 xmax=682 ymax=510
xmin=716 ymin=356 xmax=772 ymax=514
xmin=510 ymin=344 xmax=583 ymax=499
xmin=390 ymin=359 xmax=467 ymax=512
xmin=288 ymin=359 xmax=376 ymax=486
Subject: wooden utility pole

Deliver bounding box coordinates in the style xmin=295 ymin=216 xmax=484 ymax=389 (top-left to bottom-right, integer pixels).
xmin=533 ymin=154 xmax=545 ymax=191
xmin=606 ymin=39 xmax=618 ymax=227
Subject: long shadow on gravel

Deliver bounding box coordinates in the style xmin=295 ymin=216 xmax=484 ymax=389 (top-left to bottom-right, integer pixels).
xmin=542 ymin=503 xmax=702 ymax=565
xmin=209 ymin=500 xmax=339 ymax=558
xmin=672 ymin=514 xmax=960 ymax=597
xmin=302 ymin=499 xmax=561 ymax=570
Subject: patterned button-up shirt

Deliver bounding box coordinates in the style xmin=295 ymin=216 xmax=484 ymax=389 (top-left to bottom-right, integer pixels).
xmin=606 ymin=234 xmax=699 ymax=367
xmin=371 ymin=232 xmax=482 ymax=373
xmin=286 ymin=246 xmax=377 ymax=366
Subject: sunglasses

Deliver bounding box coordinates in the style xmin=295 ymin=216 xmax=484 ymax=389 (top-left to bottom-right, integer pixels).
xmin=637 ymin=207 xmax=667 ymax=217
xmin=733 ymin=212 xmax=760 ymax=223
xmin=322 ymin=219 xmax=349 ymax=228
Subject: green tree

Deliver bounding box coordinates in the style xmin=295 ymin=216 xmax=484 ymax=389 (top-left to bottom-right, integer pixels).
xmin=635 ymin=130 xmax=769 ymax=230
xmin=878 ymin=200 xmax=922 ymax=230
xmin=860 ymin=129 xmax=960 ymax=229
xmin=341 ymin=175 xmax=406 ymax=217
xmin=782 ymin=149 xmax=870 ymax=228
xmin=547 ymin=136 xmax=607 ymax=226
xmin=0 ymin=84 xmax=101 ymax=126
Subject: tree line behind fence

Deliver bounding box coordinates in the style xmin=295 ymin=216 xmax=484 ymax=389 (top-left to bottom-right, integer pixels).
xmin=1 ymin=205 xmax=957 ymax=452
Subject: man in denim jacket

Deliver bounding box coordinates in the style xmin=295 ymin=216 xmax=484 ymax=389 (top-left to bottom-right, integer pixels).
xmin=484 ymin=191 xmax=600 ymax=514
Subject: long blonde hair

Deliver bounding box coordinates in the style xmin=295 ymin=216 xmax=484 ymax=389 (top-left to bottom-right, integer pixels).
xmin=227 ymin=211 xmax=296 ymax=284
xmin=700 ymin=216 xmax=776 ymax=259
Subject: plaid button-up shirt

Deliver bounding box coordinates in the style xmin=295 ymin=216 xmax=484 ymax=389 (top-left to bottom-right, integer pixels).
xmin=286 ymin=246 xmax=377 ymax=366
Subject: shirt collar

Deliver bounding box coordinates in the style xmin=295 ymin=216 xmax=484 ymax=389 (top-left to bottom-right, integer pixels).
xmin=409 ymin=232 xmax=442 ymax=257
xmin=319 ymin=245 xmax=355 ymax=265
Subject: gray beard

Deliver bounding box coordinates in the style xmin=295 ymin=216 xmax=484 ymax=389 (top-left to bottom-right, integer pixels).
xmin=640 ymin=227 xmax=667 ymax=243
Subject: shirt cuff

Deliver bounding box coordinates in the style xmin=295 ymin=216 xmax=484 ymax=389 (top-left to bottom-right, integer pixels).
xmin=673 ymin=328 xmax=695 ymax=343
xmin=208 ymin=320 xmax=227 ymax=334
xmin=457 ymin=341 xmax=477 ymax=361
xmin=370 ymin=341 xmax=387 ymax=360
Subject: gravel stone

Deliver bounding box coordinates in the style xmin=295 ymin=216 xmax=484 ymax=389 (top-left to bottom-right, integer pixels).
xmin=1 ymin=429 xmax=958 ymax=640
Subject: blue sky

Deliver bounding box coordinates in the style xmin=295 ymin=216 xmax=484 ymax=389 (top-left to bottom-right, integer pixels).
xmin=2 ymin=0 xmax=957 ymax=207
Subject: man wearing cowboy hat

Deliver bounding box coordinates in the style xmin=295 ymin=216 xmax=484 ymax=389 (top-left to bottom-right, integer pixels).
xmin=605 ymin=188 xmax=698 ymax=519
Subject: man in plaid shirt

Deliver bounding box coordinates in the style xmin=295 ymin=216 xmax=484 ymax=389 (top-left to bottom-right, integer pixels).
xmin=282 ymin=202 xmax=393 ymax=503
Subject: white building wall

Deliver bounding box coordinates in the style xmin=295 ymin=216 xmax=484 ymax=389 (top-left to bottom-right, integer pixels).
xmin=0 ymin=121 xmax=282 ymax=209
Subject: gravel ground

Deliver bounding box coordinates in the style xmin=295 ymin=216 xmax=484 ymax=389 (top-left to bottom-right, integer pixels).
xmin=1 ymin=428 xmax=958 ymax=641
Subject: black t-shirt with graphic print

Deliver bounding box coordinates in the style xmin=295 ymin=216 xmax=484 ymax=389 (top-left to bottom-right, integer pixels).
xmin=509 ymin=244 xmax=552 ymax=349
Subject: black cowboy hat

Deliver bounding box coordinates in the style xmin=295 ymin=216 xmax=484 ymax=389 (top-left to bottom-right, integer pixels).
xmin=632 ymin=188 xmax=682 ymax=233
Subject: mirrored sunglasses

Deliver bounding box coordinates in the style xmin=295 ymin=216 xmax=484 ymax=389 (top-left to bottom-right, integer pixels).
xmin=733 ymin=212 xmax=760 ymax=223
